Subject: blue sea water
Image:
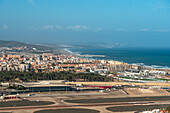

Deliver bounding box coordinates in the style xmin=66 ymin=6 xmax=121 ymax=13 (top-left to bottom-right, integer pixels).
xmin=70 ymin=47 xmax=170 ymax=69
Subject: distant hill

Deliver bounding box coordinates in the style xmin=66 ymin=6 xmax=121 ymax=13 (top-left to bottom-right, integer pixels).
xmin=0 ymin=40 xmax=29 ymax=47
xmin=0 ymin=40 xmax=51 ymax=50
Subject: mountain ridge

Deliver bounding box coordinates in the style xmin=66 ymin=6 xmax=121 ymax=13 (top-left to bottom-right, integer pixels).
xmin=0 ymin=40 xmax=51 ymax=50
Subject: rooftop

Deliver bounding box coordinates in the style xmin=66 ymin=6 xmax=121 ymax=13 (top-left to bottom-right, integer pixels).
xmin=16 ymin=80 xmax=71 ymax=87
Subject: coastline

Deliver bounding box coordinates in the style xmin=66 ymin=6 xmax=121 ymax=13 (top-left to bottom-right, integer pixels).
xmin=64 ymin=47 xmax=170 ymax=70
xmin=63 ymin=48 xmax=80 ymax=55
xmin=77 ymin=55 xmax=106 ymax=57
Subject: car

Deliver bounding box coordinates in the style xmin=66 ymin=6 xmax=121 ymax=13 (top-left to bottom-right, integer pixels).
xmin=27 ymin=94 xmax=35 ymax=96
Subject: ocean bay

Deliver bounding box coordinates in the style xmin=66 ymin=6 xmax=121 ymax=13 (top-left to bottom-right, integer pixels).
xmin=70 ymin=47 xmax=170 ymax=69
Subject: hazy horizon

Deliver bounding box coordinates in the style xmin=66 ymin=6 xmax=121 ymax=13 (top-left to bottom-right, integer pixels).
xmin=0 ymin=0 xmax=170 ymax=47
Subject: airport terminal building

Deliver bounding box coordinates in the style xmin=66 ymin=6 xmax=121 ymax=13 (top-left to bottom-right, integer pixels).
xmin=15 ymin=80 xmax=73 ymax=93
xmin=25 ymin=84 xmax=72 ymax=92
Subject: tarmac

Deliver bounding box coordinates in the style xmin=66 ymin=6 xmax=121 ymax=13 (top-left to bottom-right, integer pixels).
xmin=34 ymin=108 xmax=100 ymax=113
xmin=106 ymin=104 xmax=170 ymax=112
xmin=0 ymin=89 xmax=170 ymax=113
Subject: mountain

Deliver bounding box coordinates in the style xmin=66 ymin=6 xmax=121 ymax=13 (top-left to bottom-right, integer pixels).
xmin=0 ymin=40 xmax=51 ymax=50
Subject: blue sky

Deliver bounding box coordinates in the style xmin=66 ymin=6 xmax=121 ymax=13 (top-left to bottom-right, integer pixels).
xmin=0 ymin=0 xmax=170 ymax=47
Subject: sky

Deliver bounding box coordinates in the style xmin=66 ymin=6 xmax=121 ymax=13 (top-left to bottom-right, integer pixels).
xmin=0 ymin=0 xmax=170 ymax=47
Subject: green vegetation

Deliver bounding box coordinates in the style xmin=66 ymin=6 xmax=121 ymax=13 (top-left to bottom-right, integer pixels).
xmin=7 ymin=84 xmax=26 ymax=90
xmin=166 ymin=106 xmax=170 ymax=112
xmin=0 ymin=71 xmax=113 ymax=82
xmin=118 ymin=76 xmax=170 ymax=81
xmin=156 ymin=78 xmax=170 ymax=81
xmin=119 ymin=76 xmax=131 ymax=79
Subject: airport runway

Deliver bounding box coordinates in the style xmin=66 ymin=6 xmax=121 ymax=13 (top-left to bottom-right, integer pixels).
xmin=106 ymin=104 xmax=170 ymax=112
xmin=0 ymin=101 xmax=169 ymax=111
xmin=65 ymin=96 xmax=170 ymax=103
xmin=0 ymin=100 xmax=54 ymax=108
xmin=34 ymin=104 xmax=170 ymax=113
xmin=1 ymin=96 xmax=170 ymax=112
xmin=34 ymin=108 xmax=100 ymax=113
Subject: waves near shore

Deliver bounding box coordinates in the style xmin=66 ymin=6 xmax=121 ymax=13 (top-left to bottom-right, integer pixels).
xmin=67 ymin=47 xmax=170 ymax=69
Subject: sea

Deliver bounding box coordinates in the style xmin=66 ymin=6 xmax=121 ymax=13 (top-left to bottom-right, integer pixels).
xmin=67 ymin=47 xmax=170 ymax=69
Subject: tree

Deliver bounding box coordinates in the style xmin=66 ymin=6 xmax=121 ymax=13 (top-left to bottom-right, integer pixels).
xmin=28 ymin=63 xmax=32 ymax=71
xmin=86 ymin=69 xmax=90 ymax=72
xmin=166 ymin=106 xmax=170 ymax=112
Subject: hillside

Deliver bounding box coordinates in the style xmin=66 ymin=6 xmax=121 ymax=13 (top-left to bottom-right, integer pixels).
xmin=0 ymin=40 xmax=51 ymax=50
